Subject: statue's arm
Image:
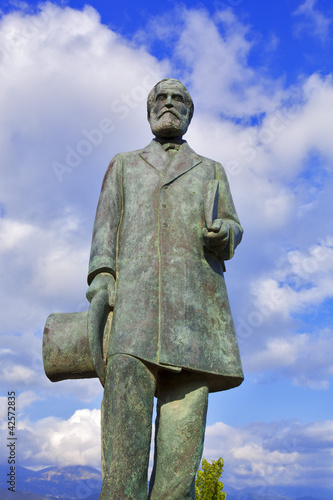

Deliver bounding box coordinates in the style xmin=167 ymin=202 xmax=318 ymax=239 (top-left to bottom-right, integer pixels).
xmin=203 ymin=162 xmax=243 ymax=263
xmin=216 ymin=162 xmax=243 ymax=261
xmin=86 ymin=155 xmax=123 ymax=305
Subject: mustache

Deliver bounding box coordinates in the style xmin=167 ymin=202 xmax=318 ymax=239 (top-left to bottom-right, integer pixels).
xmin=157 ymin=108 xmax=181 ymax=120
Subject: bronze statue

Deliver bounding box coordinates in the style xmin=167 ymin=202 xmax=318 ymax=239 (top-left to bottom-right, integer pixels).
xmin=43 ymin=78 xmax=243 ymax=499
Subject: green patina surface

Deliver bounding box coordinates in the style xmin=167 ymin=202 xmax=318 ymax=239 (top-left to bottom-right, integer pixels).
xmin=43 ymin=78 xmax=244 ymax=499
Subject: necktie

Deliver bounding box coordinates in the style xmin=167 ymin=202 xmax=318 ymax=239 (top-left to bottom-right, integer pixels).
xmin=162 ymin=143 xmax=181 ymax=161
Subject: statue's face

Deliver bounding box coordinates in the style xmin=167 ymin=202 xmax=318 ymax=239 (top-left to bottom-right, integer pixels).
xmin=149 ymin=81 xmax=191 ymax=139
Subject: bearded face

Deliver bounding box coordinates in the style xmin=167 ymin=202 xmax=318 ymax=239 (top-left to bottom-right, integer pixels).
xmin=149 ymin=81 xmax=191 ymax=139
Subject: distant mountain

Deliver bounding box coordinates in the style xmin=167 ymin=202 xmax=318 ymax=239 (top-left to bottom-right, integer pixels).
xmin=225 ymin=487 xmax=292 ymax=500
xmin=0 ymin=465 xmax=332 ymax=500
xmin=0 ymin=490 xmax=57 ymax=500
xmin=0 ymin=464 xmax=102 ymax=498
xmin=224 ymin=484 xmax=333 ymax=500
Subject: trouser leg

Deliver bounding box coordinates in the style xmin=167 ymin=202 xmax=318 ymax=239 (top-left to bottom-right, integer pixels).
xmin=100 ymin=354 xmax=156 ymax=500
xmin=148 ymin=371 xmax=209 ymax=500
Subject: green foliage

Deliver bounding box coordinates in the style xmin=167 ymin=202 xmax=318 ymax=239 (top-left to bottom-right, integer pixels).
xmin=195 ymin=457 xmax=226 ymax=500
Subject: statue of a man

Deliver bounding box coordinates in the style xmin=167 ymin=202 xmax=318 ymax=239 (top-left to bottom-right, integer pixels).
xmin=86 ymin=78 xmax=244 ymax=499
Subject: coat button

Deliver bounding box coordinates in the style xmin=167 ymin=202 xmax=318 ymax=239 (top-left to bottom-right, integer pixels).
xmin=162 ymin=203 xmax=167 ymax=208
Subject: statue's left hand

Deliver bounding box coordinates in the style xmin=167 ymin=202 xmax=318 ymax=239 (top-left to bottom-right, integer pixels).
xmin=86 ymin=272 xmax=115 ymax=307
xmin=202 ymin=219 xmax=229 ymax=254
xmin=86 ymin=273 xmax=115 ymax=387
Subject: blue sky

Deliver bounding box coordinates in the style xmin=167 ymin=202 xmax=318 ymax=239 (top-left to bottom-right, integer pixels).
xmin=0 ymin=0 xmax=332 ymax=494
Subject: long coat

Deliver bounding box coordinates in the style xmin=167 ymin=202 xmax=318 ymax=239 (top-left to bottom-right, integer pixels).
xmin=88 ymin=139 xmax=244 ymax=392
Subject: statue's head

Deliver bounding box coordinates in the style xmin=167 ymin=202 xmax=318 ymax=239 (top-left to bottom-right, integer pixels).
xmin=147 ymin=78 xmax=194 ymax=139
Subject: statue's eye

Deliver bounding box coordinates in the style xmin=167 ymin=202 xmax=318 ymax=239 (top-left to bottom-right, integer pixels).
xmin=173 ymin=96 xmax=183 ymax=102
xmin=157 ymin=95 xmax=165 ymax=100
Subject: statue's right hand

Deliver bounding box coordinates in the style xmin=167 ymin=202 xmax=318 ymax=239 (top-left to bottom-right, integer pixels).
xmin=86 ymin=272 xmax=116 ymax=307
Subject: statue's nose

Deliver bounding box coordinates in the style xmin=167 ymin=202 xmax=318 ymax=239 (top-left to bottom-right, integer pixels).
xmin=165 ymin=96 xmax=173 ymax=108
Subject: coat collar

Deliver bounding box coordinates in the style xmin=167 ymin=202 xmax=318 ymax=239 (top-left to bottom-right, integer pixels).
xmin=139 ymin=139 xmax=202 ymax=186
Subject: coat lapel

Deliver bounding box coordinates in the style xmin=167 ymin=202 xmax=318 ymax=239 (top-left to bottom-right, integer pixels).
xmin=163 ymin=142 xmax=202 ymax=186
xmin=139 ymin=140 xmax=170 ymax=176
xmin=139 ymin=139 xmax=202 ymax=185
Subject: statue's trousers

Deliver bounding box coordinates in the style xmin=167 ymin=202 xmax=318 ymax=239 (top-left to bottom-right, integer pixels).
xmin=100 ymin=354 xmax=209 ymax=500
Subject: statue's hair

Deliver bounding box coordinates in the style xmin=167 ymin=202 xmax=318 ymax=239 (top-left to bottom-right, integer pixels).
xmin=147 ymin=78 xmax=194 ymax=123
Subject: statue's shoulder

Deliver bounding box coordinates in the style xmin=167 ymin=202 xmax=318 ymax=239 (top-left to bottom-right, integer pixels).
xmin=116 ymin=146 xmax=146 ymax=158
xmin=187 ymin=147 xmax=228 ymax=180
xmin=108 ymin=144 xmax=152 ymax=163
xmin=197 ymin=153 xmax=218 ymax=165
xmin=187 ymin=146 xmax=221 ymax=167
xmin=105 ymin=146 xmax=148 ymax=173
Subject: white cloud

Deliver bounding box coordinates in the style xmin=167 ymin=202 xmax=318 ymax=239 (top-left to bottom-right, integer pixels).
xmin=0 ymin=213 xmax=90 ymax=334
xmin=0 ymin=4 xmax=169 ymax=378
xmin=0 ymin=1 xmax=332 ymax=424
xmin=141 ymin=12 xmax=333 ymax=252
xmin=18 ymin=390 xmax=43 ymax=410
xmin=1 ymin=408 xmax=331 ymax=492
xmin=236 ymin=237 xmax=333 ymax=386
xmin=252 ymin=237 xmax=333 ymax=319
xmin=16 ymin=408 xmax=101 ymax=467
xmin=0 ymin=2 xmax=166 ymax=221
xmin=293 ymin=0 xmax=331 ymax=41
xmin=142 ymin=6 xmax=283 ymax=119
xmin=0 ymin=397 xmax=7 ymax=422
xmin=2 ymin=363 xmax=37 ymax=384
xmin=203 ymin=419 xmax=333 ymax=490
xmin=0 ymin=219 xmax=33 ymax=251
xmin=0 ymin=390 xmax=44 ymax=422
xmin=0 ymin=327 xmax=103 ymax=400
xmin=246 ymin=329 xmax=333 ymax=389
xmin=189 ymin=73 xmax=333 ymax=239
xmin=1 ymin=4 xmax=332 ymax=313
